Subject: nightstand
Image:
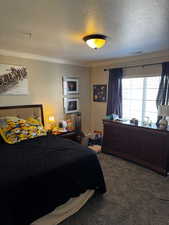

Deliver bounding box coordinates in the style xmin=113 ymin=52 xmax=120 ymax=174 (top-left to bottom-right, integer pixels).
xmin=56 ymin=131 xmax=78 ymax=142
xmin=47 ymin=129 xmax=80 ymax=142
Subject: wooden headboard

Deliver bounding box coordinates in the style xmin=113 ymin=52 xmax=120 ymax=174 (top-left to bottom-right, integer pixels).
xmin=0 ymin=104 xmax=44 ymax=125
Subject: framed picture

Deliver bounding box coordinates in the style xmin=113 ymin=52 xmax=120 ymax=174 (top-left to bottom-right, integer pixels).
xmin=0 ymin=64 xmax=28 ymax=95
xmin=63 ymin=77 xmax=79 ymax=95
xmin=93 ymin=84 xmax=107 ymax=102
xmin=64 ymin=98 xmax=79 ymax=114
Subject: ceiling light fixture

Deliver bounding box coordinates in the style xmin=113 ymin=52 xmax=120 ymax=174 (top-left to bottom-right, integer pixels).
xmin=83 ymin=34 xmax=107 ymax=49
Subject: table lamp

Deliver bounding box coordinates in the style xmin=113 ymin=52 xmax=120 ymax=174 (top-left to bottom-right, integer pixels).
xmin=48 ymin=116 xmax=55 ymax=130
xmin=158 ymin=105 xmax=169 ymax=130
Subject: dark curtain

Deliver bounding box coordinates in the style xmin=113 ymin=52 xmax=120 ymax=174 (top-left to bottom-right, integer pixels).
xmin=156 ymin=62 xmax=169 ymax=107
xmin=106 ymin=68 xmax=123 ymax=117
xmin=156 ymin=62 xmax=169 ymax=125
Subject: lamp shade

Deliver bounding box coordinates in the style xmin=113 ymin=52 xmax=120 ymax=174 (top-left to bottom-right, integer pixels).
xmin=83 ymin=34 xmax=107 ymax=49
xmin=158 ymin=105 xmax=169 ymax=117
xmin=48 ymin=116 xmax=55 ymax=122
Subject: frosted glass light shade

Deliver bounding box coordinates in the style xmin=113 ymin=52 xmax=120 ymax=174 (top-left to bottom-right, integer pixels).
xmin=83 ymin=34 xmax=107 ymax=49
xmin=86 ymin=38 xmax=106 ymax=49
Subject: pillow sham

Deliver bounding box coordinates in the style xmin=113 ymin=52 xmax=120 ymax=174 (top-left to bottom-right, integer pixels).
xmin=26 ymin=117 xmax=42 ymax=126
xmin=0 ymin=117 xmax=46 ymax=144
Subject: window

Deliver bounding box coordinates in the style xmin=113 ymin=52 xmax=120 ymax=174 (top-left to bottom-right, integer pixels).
xmin=122 ymin=76 xmax=160 ymax=123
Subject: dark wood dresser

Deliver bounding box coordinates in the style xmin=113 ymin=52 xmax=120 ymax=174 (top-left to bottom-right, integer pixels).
xmin=102 ymin=120 xmax=169 ymax=175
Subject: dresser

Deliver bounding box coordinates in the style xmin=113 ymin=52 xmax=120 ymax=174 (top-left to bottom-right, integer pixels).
xmin=102 ymin=120 xmax=169 ymax=176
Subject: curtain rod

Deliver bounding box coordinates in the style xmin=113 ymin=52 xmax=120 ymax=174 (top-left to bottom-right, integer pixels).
xmin=104 ymin=62 xmax=162 ymax=71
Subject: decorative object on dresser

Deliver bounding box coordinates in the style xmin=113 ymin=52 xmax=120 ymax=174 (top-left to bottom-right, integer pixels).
xmin=158 ymin=105 xmax=169 ymax=130
xmin=130 ymin=118 xmax=138 ymax=126
xmin=102 ymin=120 xmax=169 ymax=176
xmin=0 ymin=64 xmax=28 ymax=95
xmin=93 ymin=84 xmax=107 ymax=102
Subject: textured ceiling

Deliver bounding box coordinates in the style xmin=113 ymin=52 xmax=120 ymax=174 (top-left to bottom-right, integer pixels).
xmin=0 ymin=0 xmax=169 ymax=64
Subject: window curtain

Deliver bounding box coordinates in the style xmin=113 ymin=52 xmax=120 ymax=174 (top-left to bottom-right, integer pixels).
xmin=156 ymin=62 xmax=169 ymax=125
xmin=156 ymin=62 xmax=169 ymax=106
xmin=106 ymin=68 xmax=123 ymax=117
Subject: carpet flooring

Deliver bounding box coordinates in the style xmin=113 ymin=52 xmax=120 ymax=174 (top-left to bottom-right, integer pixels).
xmin=60 ymin=153 xmax=169 ymax=225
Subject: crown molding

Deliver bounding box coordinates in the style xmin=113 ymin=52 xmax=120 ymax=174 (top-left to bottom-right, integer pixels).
xmin=1 ymin=49 xmax=168 ymax=68
xmin=90 ymin=50 xmax=169 ymax=68
xmin=0 ymin=49 xmax=88 ymax=67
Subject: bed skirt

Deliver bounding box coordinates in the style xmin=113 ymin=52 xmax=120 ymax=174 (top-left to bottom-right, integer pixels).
xmin=32 ymin=190 xmax=95 ymax=225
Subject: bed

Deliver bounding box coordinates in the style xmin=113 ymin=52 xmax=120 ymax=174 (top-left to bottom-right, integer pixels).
xmin=0 ymin=105 xmax=106 ymax=225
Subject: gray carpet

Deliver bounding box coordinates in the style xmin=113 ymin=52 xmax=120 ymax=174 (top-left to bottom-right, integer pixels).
xmin=60 ymin=153 xmax=169 ymax=225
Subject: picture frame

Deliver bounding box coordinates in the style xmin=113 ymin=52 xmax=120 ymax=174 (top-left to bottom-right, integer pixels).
xmin=93 ymin=84 xmax=107 ymax=102
xmin=64 ymin=98 xmax=79 ymax=114
xmin=63 ymin=77 xmax=79 ymax=96
xmin=0 ymin=64 xmax=29 ymax=95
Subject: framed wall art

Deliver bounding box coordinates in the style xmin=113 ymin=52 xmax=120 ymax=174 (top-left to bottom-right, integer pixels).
xmin=63 ymin=77 xmax=79 ymax=96
xmin=64 ymin=98 xmax=79 ymax=114
xmin=0 ymin=64 xmax=28 ymax=95
xmin=93 ymin=84 xmax=107 ymax=102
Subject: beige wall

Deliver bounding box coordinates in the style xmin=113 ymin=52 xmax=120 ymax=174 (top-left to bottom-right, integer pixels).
xmin=91 ymin=51 xmax=169 ymax=131
xmin=91 ymin=67 xmax=109 ymax=131
xmin=1 ymin=50 xmax=169 ymax=133
xmin=0 ymin=55 xmax=91 ymax=133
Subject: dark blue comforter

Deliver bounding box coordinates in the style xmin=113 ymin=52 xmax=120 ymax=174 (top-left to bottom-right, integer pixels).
xmin=0 ymin=135 xmax=106 ymax=225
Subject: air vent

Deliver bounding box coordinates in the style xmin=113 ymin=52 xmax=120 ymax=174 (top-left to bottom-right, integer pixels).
xmin=130 ymin=51 xmax=143 ymax=55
